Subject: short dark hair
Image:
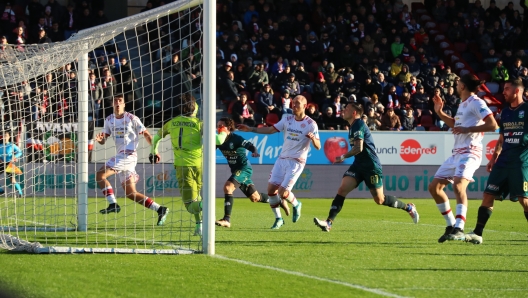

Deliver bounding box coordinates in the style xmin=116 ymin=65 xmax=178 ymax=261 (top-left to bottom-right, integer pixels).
xmin=346 ymin=101 xmax=363 ymax=115
xmin=459 ymin=74 xmax=484 ymax=93
xmin=506 ymin=78 xmax=524 ymax=91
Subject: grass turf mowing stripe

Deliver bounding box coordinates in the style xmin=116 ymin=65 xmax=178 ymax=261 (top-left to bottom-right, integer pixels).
xmin=214 ymin=255 xmax=409 ymax=298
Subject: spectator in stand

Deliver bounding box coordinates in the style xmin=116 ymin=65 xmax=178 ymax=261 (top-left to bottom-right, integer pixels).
xmin=10 ymin=26 xmax=26 ymax=47
xmin=401 ymin=106 xmax=415 ymax=130
xmin=281 ymin=89 xmax=293 ymax=115
xmin=312 ymin=71 xmax=330 ymax=108
xmin=412 ymin=84 xmax=431 ymax=117
xmin=365 ymin=107 xmax=381 ymax=131
xmin=431 ymin=0 xmax=447 ymax=22
xmin=100 ymin=69 xmax=116 ymax=123
xmin=329 ymin=93 xmax=344 ymax=118
xmin=62 ymin=5 xmax=78 ymax=40
xmin=366 ymin=93 xmax=384 ymax=115
xmin=443 ymin=66 xmax=459 ymax=89
xmin=1 ymin=3 xmax=17 ymax=34
xmin=424 ymin=67 xmax=440 ymax=94
xmin=88 ymin=72 xmax=103 ymax=122
xmin=342 ymin=73 xmax=360 ymax=99
xmin=222 ymin=71 xmax=239 ymax=111
xmin=257 ymin=84 xmax=280 ymax=122
xmin=306 ymin=102 xmax=321 ymax=126
xmin=390 ymin=57 xmax=403 ymax=80
xmin=390 ymin=36 xmax=404 ymax=59
xmin=232 ymin=93 xmax=255 ymax=127
xmin=321 ymin=106 xmax=340 ymax=130
xmin=447 ymin=20 xmax=464 ymax=42
xmin=47 ymin=22 xmax=63 ymax=42
xmin=491 ymin=60 xmax=510 ymax=83
xmin=78 ymin=8 xmax=94 ymax=31
xmin=380 ymin=107 xmax=401 ymax=131
xmin=520 ymin=67 xmax=528 ymax=89
xmin=443 ymin=85 xmax=460 ymax=115
xmin=26 ymin=0 xmax=44 ymax=26
xmin=407 ymin=56 xmax=420 ymax=78
xmin=294 ymin=62 xmax=311 ymax=93
xmin=384 ymin=85 xmax=399 ymax=108
xmin=283 ymin=72 xmax=301 ymax=96
xmin=233 ymin=63 xmax=248 ymax=92
xmin=329 ymin=76 xmax=345 ymax=98
xmin=37 ymin=28 xmax=52 ymax=44
xmin=398 ymin=65 xmax=412 ymax=84
xmin=325 ymin=63 xmax=339 ymax=84
xmin=248 ymin=62 xmax=270 ymax=93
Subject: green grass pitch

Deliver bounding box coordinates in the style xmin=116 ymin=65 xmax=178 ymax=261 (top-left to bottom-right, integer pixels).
xmin=0 ymin=198 xmax=527 ymax=298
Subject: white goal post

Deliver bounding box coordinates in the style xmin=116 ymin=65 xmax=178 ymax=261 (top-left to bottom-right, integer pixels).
xmin=0 ymin=0 xmax=216 ymax=255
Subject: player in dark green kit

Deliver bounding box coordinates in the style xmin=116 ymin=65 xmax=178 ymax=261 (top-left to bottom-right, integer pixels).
xmin=464 ymin=79 xmax=528 ymax=244
xmin=215 ymin=117 xmax=289 ymax=228
xmin=314 ymin=102 xmax=419 ymax=232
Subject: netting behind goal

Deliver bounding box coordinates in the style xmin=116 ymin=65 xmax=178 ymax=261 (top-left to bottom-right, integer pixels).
xmin=0 ymin=0 xmax=209 ymax=254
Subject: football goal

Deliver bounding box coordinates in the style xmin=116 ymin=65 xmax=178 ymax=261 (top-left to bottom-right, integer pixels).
xmin=0 ymin=0 xmax=216 ymax=255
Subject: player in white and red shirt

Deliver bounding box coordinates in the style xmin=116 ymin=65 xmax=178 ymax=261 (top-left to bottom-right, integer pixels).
xmin=238 ymin=95 xmax=321 ymax=229
xmin=429 ymin=74 xmax=498 ymax=242
xmin=95 ymin=95 xmax=169 ymax=226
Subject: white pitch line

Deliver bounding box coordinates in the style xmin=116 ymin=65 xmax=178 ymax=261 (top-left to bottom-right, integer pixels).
xmin=213 ymin=255 xmax=409 ymax=298
xmin=392 ymin=288 xmax=528 ymax=291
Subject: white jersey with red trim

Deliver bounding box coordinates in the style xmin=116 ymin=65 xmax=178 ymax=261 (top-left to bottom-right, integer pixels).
xmin=453 ymin=94 xmax=493 ymax=155
xmin=103 ymin=112 xmax=146 ymax=154
xmin=273 ymin=115 xmax=319 ymax=162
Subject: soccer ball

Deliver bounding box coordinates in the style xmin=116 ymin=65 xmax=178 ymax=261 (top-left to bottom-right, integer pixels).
xmin=324 ymin=137 xmax=349 ymax=163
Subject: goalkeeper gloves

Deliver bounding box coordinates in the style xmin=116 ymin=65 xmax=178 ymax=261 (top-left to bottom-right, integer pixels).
xmin=149 ymin=153 xmax=161 ymax=164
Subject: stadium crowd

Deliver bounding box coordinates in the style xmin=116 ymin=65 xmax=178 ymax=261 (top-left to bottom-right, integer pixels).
xmin=215 ymin=0 xmax=528 ymax=131
xmin=1 ymin=0 xmax=528 ymax=132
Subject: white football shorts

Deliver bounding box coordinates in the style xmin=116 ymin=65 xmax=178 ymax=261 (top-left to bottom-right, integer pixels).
xmin=434 ymin=153 xmax=481 ymax=183
xmin=105 ymin=153 xmax=139 ymax=184
xmin=269 ymin=158 xmax=305 ymax=191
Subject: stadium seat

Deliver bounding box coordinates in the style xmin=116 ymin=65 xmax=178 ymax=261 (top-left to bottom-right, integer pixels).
xmin=414 ymin=125 xmax=426 ymax=131
xmin=485 ymin=82 xmax=500 ymax=94
xmin=459 ymin=69 xmax=470 ymax=76
xmin=435 ymin=35 xmax=445 ymax=42
xmin=426 ymin=22 xmax=436 ymax=29
xmin=248 ymin=102 xmax=257 ymax=113
xmin=308 ymin=72 xmax=314 ymax=82
xmin=439 ymin=23 xmax=449 ymax=34
xmin=420 ymin=114 xmax=435 ymax=130
xmin=429 ymin=126 xmax=441 ymax=131
xmin=494 ymin=93 xmax=505 ymax=103
xmin=227 ymin=100 xmax=237 ymax=114
xmin=302 ymin=91 xmax=312 ymax=103
xmin=420 ymin=15 xmax=431 ymax=22
xmin=273 ymin=92 xmax=282 ymax=104
xmin=454 ymin=42 xmax=467 ymax=53
xmin=265 ymin=113 xmax=280 ymax=126
xmin=477 ymin=72 xmax=492 ymax=82
xmin=253 ymin=91 xmax=261 ymax=102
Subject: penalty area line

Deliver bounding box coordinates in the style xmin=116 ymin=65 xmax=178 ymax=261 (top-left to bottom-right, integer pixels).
xmin=214 ymin=255 xmax=408 ymax=298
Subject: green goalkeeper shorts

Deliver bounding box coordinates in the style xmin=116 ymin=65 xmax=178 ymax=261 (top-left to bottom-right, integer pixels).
xmin=175 ymin=165 xmax=203 ymax=203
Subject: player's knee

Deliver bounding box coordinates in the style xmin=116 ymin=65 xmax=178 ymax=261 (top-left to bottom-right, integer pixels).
xmin=248 ymin=195 xmax=259 ymax=203
xmin=482 ymin=193 xmax=496 ymax=207
xmin=185 ymin=201 xmax=201 ymax=214
xmin=373 ymin=196 xmax=383 ymax=205
xmin=223 ymin=184 xmax=235 ymax=194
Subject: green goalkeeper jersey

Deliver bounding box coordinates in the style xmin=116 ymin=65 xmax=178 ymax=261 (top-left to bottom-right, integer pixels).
xmin=158 ymin=115 xmax=202 ymax=167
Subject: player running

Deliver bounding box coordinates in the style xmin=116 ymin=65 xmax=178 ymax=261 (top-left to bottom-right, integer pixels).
xmin=0 ymin=131 xmax=23 ymax=196
xmin=96 ymin=95 xmax=169 ymax=226
xmin=150 ymin=94 xmax=203 ymax=236
xmin=314 ymin=102 xmax=419 ymax=232
xmin=215 ymin=117 xmax=289 ymax=228
xmin=237 ymin=95 xmax=321 ymax=229
xmin=428 ymin=74 xmax=498 ymax=242
xmin=464 ymin=79 xmax=528 ymax=244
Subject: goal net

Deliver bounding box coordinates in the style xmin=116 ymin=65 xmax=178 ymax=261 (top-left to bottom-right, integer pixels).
xmin=0 ymin=0 xmax=212 ymax=254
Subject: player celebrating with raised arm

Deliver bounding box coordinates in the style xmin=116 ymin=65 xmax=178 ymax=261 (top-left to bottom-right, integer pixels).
xmin=428 ymin=74 xmax=498 ymax=242
xmin=238 ymin=95 xmax=321 ymax=229
xmin=314 ymin=102 xmax=419 ymax=232
xmin=215 ymin=117 xmax=289 ymax=228
xmin=150 ymin=94 xmax=203 ymax=236
xmin=464 ymin=79 xmax=528 ymax=244
xmin=96 ymin=95 xmax=169 ymax=226
xmin=0 ymin=131 xmax=23 ymax=196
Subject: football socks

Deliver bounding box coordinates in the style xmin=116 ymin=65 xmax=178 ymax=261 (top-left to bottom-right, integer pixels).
xmin=473 ymin=206 xmax=493 ymax=236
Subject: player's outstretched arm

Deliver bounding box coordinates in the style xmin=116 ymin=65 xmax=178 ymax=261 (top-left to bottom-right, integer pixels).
xmin=335 ymin=139 xmax=363 ymax=162
xmin=95 ymin=132 xmax=107 ymax=145
xmin=237 ymin=124 xmax=277 ymax=134
xmin=143 ymin=130 xmax=154 ymax=146
xmin=433 ymin=95 xmax=455 ymax=128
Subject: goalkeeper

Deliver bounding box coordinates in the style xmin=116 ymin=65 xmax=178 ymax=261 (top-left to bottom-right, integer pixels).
xmin=150 ymin=93 xmax=203 ymax=236
xmin=0 ymin=131 xmax=23 ymax=196
xmin=215 ymin=117 xmax=289 ymax=228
